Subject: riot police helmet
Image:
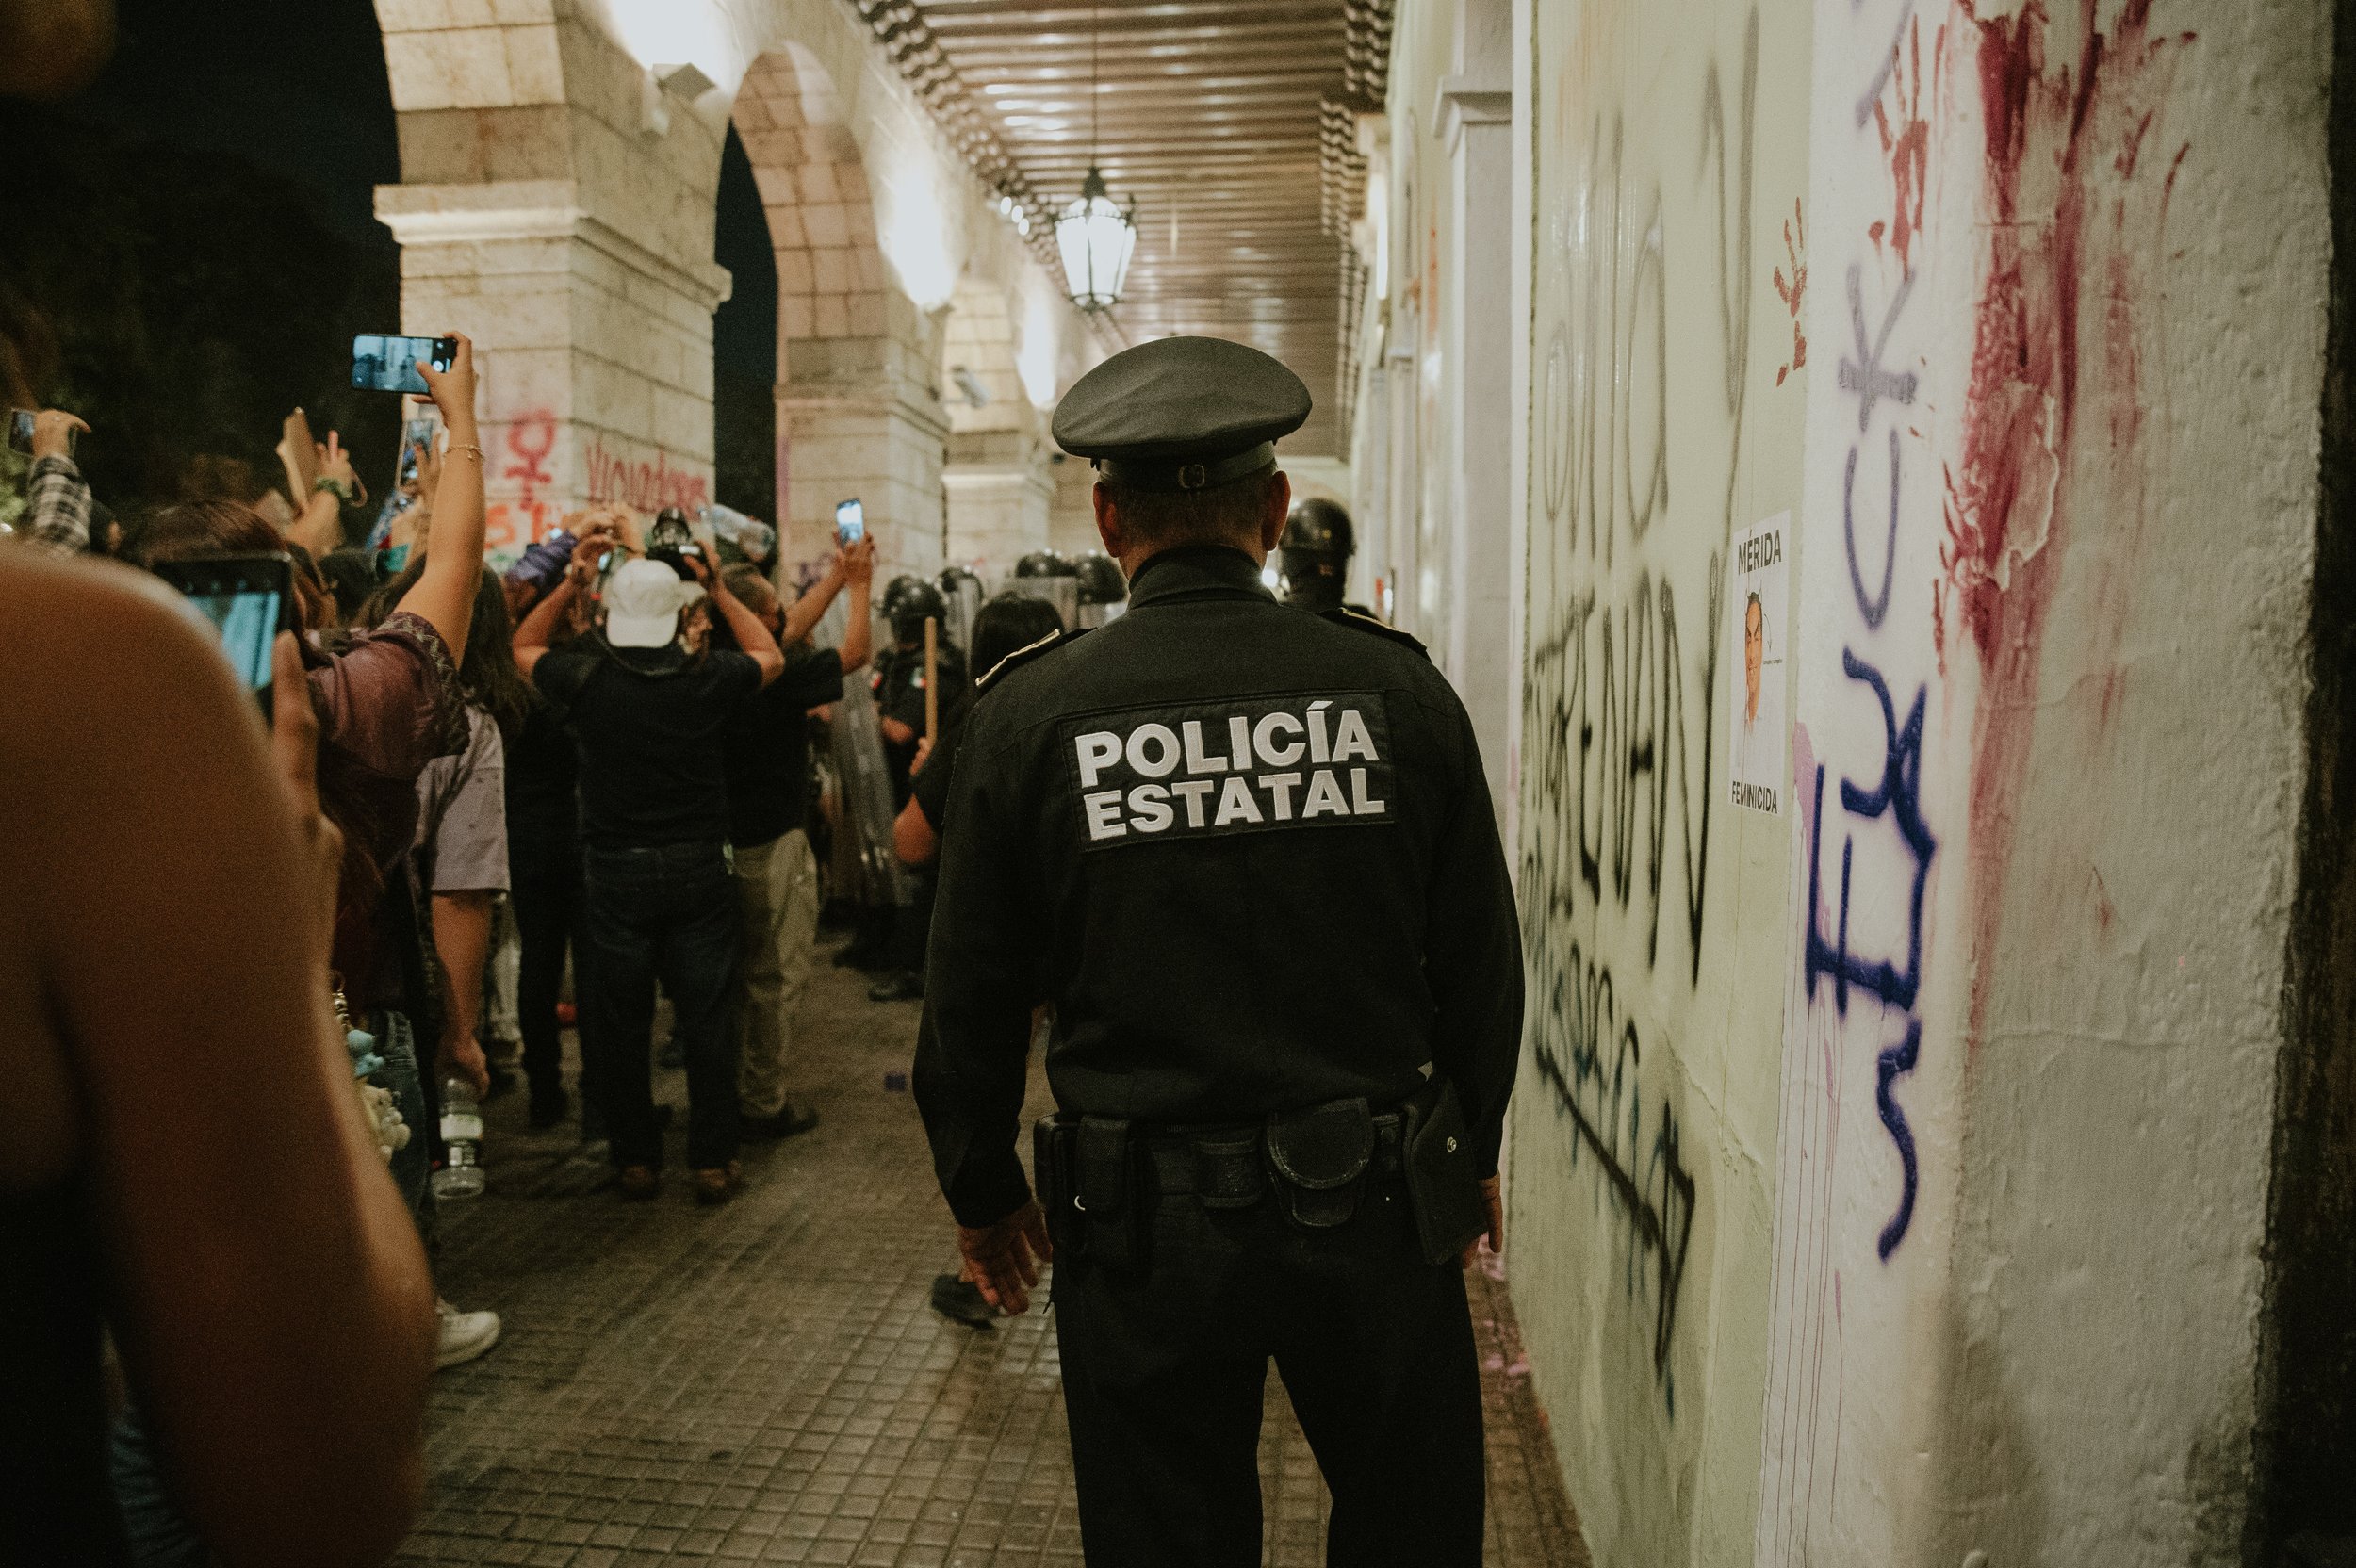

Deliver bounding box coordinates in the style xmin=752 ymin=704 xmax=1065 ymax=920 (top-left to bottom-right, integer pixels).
xmin=1275 ymin=497 xmax=1355 ymax=611
xmin=883 ymin=574 xmax=948 ymax=645
xmin=1072 ymin=551 xmax=1128 ymax=607
xmin=1014 ymin=550 xmax=1077 ymax=579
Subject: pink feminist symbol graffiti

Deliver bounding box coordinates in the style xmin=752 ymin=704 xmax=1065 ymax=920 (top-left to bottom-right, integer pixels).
xmin=503 ymin=412 xmax=557 ymax=503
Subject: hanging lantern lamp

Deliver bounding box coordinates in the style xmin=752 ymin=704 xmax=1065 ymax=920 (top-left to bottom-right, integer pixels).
xmin=1057 ymin=169 xmax=1136 ymax=312
xmin=1055 ymin=3 xmax=1136 ymax=313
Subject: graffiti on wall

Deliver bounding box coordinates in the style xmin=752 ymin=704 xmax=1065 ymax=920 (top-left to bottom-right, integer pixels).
xmin=484 ymin=410 xmax=558 ymax=559
xmin=1756 ymin=3 xmax=2189 ymax=1562
xmin=1521 ymin=8 xmax=1759 ymax=1409
xmin=586 ymin=435 xmax=711 ymax=514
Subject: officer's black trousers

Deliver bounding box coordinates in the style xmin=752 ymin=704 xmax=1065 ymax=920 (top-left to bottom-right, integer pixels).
xmin=1052 ymin=1179 xmax=1484 ymax=1566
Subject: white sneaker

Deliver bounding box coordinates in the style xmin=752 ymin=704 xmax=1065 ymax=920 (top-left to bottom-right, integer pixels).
xmin=435 ymin=1298 xmax=502 ymax=1370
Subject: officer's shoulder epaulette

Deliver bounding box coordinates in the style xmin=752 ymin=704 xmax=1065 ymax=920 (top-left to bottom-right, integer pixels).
xmin=976 ymin=627 xmax=1091 ymax=694
xmin=1321 ymin=606 xmax=1428 ymax=659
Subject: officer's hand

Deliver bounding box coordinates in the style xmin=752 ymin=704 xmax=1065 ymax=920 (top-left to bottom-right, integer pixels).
xmin=957 ymin=1199 xmax=1054 ymax=1315
xmin=1460 ymin=1175 xmax=1504 ymax=1269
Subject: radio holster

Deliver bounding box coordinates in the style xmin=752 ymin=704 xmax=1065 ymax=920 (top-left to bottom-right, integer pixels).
xmin=1264 ymin=1098 xmax=1376 ymax=1229
xmin=1033 ymin=1114 xmax=1148 ymax=1269
xmin=1401 ymin=1077 xmax=1491 ymax=1266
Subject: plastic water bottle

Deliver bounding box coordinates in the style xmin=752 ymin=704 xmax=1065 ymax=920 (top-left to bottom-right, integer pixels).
xmin=698 ymin=503 xmax=777 ymax=561
xmin=433 ymin=1076 xmax=486 ymax=1199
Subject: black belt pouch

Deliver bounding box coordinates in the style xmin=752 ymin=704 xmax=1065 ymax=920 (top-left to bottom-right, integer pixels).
xmin=1033 ymin=1115 xmax=1076 ymax=1246
xmin=1402 ymin=1079 xmax=1491 ymax=1266
xmin=1265 ymin=1098 xmax=1374 ymax=1229
xmin=1076 ymin=1115 xmax=1147 ymax=1269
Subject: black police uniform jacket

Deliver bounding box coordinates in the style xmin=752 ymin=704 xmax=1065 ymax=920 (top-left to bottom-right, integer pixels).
xmin=913 ymin=545 xmax=1524 ymax=1228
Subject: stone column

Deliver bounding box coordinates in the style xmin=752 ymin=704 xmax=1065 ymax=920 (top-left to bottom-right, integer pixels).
xmin=376 ymin=179 xmax=732 ymax=564
xmin=943 ymin=429 xmax=1055 ymax=581
xmin=1436 ymin=53 xmax=1513 ymax=815
xmin=778 ymin=331 xmax=948 ymax=583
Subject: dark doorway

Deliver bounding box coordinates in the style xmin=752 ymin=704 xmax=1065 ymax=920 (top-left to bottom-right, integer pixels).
xmin=712 ymin=122 xmax=778 ymax=527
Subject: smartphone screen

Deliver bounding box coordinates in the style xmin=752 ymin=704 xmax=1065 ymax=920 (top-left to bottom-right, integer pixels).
xmin=154 ymin=555 xmax=294 ymax=714
xmin=8 ymin=410 xmax=34 ymax=455
xmin=835 ymin=498 xmax=865 ymax=545
xmin=352 ymin=334 xmax=457 ymax=396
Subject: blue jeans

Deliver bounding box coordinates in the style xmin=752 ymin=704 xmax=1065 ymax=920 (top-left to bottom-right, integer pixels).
xmin=581 ymin=841 xmax=742 ymax=1169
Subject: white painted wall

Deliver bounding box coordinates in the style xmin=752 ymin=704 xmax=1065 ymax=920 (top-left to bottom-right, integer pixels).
xmin=1369 ymin=0 xmax=2337 ymax=1560
xmin=1758 ymin=1 xmax=2331 ymax=1562
xmin=1502 ymin=0 xmax=1810 ymax=1560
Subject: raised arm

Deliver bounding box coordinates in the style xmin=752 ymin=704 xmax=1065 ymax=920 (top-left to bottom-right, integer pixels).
xmin=695 ymin=553 xmax=783 ymax=686
xmin=833 ymin=534 xmax=877 ymax=673
xmin=512 ymin=528 xmax=611 ymax=677
xmin=283 ymin=430 xmax=361 ymax=559
xmin=21 ymin=410 xmax=92 ymax=553
xmin=5 ymin=566 xmax=435 ymax=1566
xmin=392 ymin=335 xmax=483 ymax=660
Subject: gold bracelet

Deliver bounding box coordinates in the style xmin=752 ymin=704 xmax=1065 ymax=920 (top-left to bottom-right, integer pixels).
xmin=448 ymin=443 xmax=486 ymax=462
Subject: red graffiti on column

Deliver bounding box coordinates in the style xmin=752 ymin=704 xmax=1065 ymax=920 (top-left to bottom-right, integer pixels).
xmin=1941 ymin=0 xmax=2192 ymax=1054
xmin=483 ymin=409 xmax=560 ymax=553
xmin=585 ymin=435 xmax=710 ymax=514
xmin=503 ymin=410 xmax=557 ymax=503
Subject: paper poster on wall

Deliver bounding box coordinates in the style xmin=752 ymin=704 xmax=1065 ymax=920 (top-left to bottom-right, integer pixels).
xmin=1727 ymin=511 xmax=1790 ymax=814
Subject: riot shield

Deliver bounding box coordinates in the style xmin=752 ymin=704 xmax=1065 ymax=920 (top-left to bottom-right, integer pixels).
xmin=815 ymin=593 xmax=914 ymax=908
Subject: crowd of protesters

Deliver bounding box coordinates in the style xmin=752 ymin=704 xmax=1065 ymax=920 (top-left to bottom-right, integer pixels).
xmin=0 ymin=318 xmax=1128 ymax=1564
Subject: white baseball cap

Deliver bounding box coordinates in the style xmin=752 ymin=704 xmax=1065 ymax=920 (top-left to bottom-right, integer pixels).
xmin=603 ymin=558 xmax=705 ymax=648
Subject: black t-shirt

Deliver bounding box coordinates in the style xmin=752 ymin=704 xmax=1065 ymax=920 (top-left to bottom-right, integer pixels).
xmin=532 ymin=639 xmax=762 ymax=849
xmin=504 ymin=694 xmax=579 ymax=848
xmin=724 ymin=643 xmax=846 ymax=847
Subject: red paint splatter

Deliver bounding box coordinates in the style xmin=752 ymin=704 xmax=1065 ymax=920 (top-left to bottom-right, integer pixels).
xmin=1873 ymin=17 xmax=1932 ymax=273
xmin=1942 ymin=0 xmax=2190 ymax=1054
xmin=1775 ymin=198 xmax=1808 ymax=387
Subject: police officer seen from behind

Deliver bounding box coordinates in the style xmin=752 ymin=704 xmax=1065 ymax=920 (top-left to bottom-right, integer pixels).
xmin=913 ymin=335 xmax=1522 ymax=1565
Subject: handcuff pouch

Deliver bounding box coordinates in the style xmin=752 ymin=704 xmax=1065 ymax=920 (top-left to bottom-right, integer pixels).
xmin=1265 ymin=1098 xmax=1375 ymax=1229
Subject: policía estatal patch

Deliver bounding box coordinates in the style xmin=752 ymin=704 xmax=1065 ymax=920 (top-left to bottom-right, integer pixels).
xmin=1062 ymin=693 xmax=1397 ymax=850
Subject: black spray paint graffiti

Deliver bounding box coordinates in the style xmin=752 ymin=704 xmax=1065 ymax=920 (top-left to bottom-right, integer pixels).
xmin=1523 ymin=578 xmax=1719 ymax=982
xmin=1800 ymin=648 xmax=1937 ymax=1257
xmin=1529 ymin=939 xmax=1696 ymax=1393
xmin=1520 ymin=9 xmax=1758 ymax=1396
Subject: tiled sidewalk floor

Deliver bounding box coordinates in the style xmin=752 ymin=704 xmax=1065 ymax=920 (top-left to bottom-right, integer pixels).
xmin=399 ymin=949 xmax=1588 ymax=1567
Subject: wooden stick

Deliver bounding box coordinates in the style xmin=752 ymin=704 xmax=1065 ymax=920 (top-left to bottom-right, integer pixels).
xmin=924 ymin=615 xmax=940 ymax=743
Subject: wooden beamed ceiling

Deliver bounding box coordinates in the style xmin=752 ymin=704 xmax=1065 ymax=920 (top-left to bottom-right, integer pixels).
xmin=916 ymin=0 xmax=1353 ymax=454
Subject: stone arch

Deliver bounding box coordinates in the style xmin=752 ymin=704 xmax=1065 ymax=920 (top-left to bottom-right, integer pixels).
xmin=370 ymin=0 xmax=1088 ymax=573
xmin=732 ymin=44 xmax=947 ymax=575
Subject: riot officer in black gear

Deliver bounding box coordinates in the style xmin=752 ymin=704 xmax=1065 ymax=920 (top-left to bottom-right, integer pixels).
xmin=1274 ymin=495 xmax=1361 ymax=613
xmin=914 ymin=335 xmax=1521 ymax=1567
xmin=1071 ymin=550 xmax=1128 ymax=629
xmin=871 ymin=576 xmax=966 ymax=804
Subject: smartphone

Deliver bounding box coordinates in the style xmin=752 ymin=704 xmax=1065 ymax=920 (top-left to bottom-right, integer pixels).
xmin=8 ymin=409 xmax=34 ymax=455
xmin=835 ymin=498 xmax=865 ymax=546
xmin=352 ymin=334 xmax=457 ymax=396
xmin=153 ymin=554 xmax=296 ymax=718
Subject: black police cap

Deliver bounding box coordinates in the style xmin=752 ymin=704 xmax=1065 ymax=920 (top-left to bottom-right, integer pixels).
xmin=1053 ymin=335 xmax=1312 ymax=494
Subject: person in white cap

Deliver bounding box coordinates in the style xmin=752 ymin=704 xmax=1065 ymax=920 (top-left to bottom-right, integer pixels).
xmin=511 ymin=539 xmax=785 ymax=1205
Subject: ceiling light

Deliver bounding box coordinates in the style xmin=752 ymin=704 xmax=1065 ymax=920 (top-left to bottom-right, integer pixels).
xmin=1055 ymin=3 xmax=1137 ymax=314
